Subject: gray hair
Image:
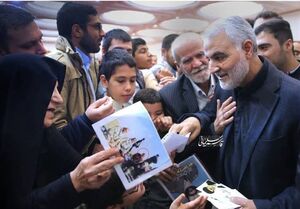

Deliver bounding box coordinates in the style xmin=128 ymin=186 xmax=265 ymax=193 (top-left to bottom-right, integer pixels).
xmin=171 ymin=32 xmax=203 ymax=64
xmin=203 ymin=16 xmax=257 ymax=53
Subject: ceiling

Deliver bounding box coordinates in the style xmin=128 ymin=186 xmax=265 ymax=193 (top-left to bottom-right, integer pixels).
xmin=5 ymin=1 xmax=300 ymax=54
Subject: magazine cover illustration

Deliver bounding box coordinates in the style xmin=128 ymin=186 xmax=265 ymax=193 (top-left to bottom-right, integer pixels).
xmin=92 ymin=102 xmax=172 ymax=190
xmin=158 ymin=154 xmax=212 ymax=201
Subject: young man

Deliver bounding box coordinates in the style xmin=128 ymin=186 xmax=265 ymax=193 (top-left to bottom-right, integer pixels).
xmin=150 ymin=34 xmax=179 ymax=80
xmin=98 ymin=29 xmax=133 ymax=98
xmin=255 ymin=19 xmax=300 ymax=79
xmin=102 ymin=28 xmax=132 ymax=55
xmin=132 ymin=38 xmax=160 ymax=91
xmin=48 ymin=2 xmax=104 ymax=128
xmin=0 ymin=4 xmax=47 ymax=56
xmin=172 ymin=16 xmax=300 ymax=209
xmin=252 ymin=10 xmax=282 ymax=29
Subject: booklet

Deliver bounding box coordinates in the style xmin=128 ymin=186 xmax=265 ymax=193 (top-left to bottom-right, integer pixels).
xmin=197 ymin=180 xmax=246 ymax=209
xmin=157 ymin=154 xmax=212 ymax=201
xmin=92 ymin=102 xmax=172 ymax=190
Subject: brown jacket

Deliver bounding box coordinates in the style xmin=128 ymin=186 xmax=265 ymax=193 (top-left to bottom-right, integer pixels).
xmin=47 ymin=36 xmax=99 ymax=129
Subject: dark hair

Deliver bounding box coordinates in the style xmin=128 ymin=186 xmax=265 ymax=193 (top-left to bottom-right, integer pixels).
xmin=57 ymin=2 xmax=97 ymax=39
xmin=102 ymin=29 xmax=131 ymax=52
xmin=255 ymin=19 xmax=293 ymax=45
xmin=245 ymin=18 xmax=254 ymax=28
xmin=133 ymin=88 xmax=161 ymax=104
xmin=0 ymin=4 xmax=35 ymax=51
xmin=162 ymin=34 xmax=179 ymax=50
xmin=101 ymin=48 xmax=136 ymax=81
xmin=254 ymin=11 xmax=282 ymax=22
xmin=132 ymin=38 xmax=146 ymax=56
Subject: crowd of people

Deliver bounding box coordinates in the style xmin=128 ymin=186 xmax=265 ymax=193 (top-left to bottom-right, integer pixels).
xmin=1 ymin=2 xmax=300 ymax=209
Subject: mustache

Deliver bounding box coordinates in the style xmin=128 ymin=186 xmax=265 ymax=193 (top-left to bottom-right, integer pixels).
xmin=191 ymin=65 xmax=209 ymax=74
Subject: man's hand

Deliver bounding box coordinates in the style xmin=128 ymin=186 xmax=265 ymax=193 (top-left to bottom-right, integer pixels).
xmin=169 ymin=117 xmax=201 ymax=142
xmin=154 ymin=116 xmax=173 ymax=133
xmin=85 ymin=96 xmax=115 ymax=122
xmin=214 ymin=97 xmax=236 ymax=134
xmin=159 ymin=76 xmax=176 ymax=86
xmin=230 ymin=197 xmax=257 ymax=209
xmin=170 ymin=194 xmax=207 ymax=209
xmin=158 ymin=165 xmax=177 ymax=182
xmin=121 ymin=184 xmax=145 ymax=207
xmin=70 ymin=148 xmax=123 ymax=192
xmin=156 ymin=68 xmax=174 ymax=81
xmin=106 ymin=184 xmax=145 ymax=209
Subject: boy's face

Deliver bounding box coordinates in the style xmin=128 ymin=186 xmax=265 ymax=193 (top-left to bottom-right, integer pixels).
xmin=143 ymin=102 xmax=164 ymax=121
xmin=102 ymin=64 xmax=136 ymax=104
xmin=134 ymin=44 xmax=152 ymax=69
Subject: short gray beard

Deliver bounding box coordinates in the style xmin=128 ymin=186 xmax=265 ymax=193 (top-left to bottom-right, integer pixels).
xmin=186 ymin=65 xmax=211 ymax=84
xmin=220 ymin=56 xmax=249 ymax=90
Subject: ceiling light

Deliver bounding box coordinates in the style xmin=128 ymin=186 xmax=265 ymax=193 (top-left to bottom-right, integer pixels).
xmin=102 ymin=24 xmax=130 ymax=32
xmin=41 ymin=29 xmax=58 ymax=37
xmin=127 ymin=1 xmax=196 ymax=10
xmin=101 ymin=10 xmax=155 ymax=25
xmin=197 ymin=2 xmax=263 ymax=19
xmin=160 ymin=18 xmax=209 ymax=33
xmin=24 ymin=2 xmax=63 ymax=19
xmin=137 ymin=29 xmax=177 ymax=38
xmin=42 ymin=36 xmax=57 ymax=43
xmin=35 ymin=19 xmax=57 ymax=30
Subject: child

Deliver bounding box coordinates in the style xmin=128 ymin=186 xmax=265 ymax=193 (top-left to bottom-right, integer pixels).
xmin=100 ymin=48 xmax=137 ymax=111
xmin=100 ymin=49 xmax=146 ymax=208
xmin=133 ymin=88 xmax=173 ymax=137
xmin=132 ymin=88 xmax=175 ymax=209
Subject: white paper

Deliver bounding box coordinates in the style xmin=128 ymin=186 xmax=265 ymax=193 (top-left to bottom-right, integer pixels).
xmin=92 ymin=102 xmax=172 ymax=190
xmin=161 ymin=132 xmax=189 ymax=154
xmin=197 ymin=180 xmax=245 ymax=209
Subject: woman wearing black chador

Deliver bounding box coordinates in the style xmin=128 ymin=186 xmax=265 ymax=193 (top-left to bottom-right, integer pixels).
xmin=0 ymin=54 xmax=124 ymax=209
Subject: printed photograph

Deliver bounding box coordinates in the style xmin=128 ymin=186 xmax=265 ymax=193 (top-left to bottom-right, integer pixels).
xmin=93 ymin=102 xmax=172 ymax=189
xmin=158 ymin=155 xmax=212 ymax=201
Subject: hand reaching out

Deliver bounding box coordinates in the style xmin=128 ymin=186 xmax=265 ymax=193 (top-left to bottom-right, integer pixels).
xmin=85 ymin=96 xmax=115 ymax=123
xmin=156 ymin=68 xmax=174 ymax=81
xmin=170 ymin=194 xmax=207 ymax=209
xmin=70 ymin=148 xmax=123 ymax=192
xmin=230 ymin=197 xmax=257 ymax=209
xmin=169 ymin=117 xmax=201 ymax=143
xmin=154 ymin=116 xmax=173 ymax=133
xmin=158 ymin=165 xmax=177 ymax=183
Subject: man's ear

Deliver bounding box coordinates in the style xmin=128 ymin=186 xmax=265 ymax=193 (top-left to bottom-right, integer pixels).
xmin=71 ymin=24 xmax=83 ymax=39
xmin=284 ymin=39 xmax=293 ymax=52
xmin=161 ymin=48 xmax=167 ymax=57
xmin=100 ymin=74 xmax=108 ymax=88
xmin=174 ymin=61 xmax=182 ymax=74
xmin=242 ymin=39 xmax=254 ymax=58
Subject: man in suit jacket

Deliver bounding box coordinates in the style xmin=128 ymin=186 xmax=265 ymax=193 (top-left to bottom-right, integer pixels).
xmin=255 ymin=19 xmax=300 ymax=80
xmin=171 ymin=16 xmax=300 ymax=209
xmin=159 ymin=33 xmax=235 ymax=176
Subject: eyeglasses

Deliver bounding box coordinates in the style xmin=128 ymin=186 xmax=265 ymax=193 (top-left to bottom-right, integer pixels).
xmin=198 ymin=135 xmax=223 ymax=147
xmin=88 ymin=23 xmax=103 ymax=31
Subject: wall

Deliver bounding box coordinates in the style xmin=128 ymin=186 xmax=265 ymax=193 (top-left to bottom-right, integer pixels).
xmin=282 ymin=10 xmax=300 ymax=41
